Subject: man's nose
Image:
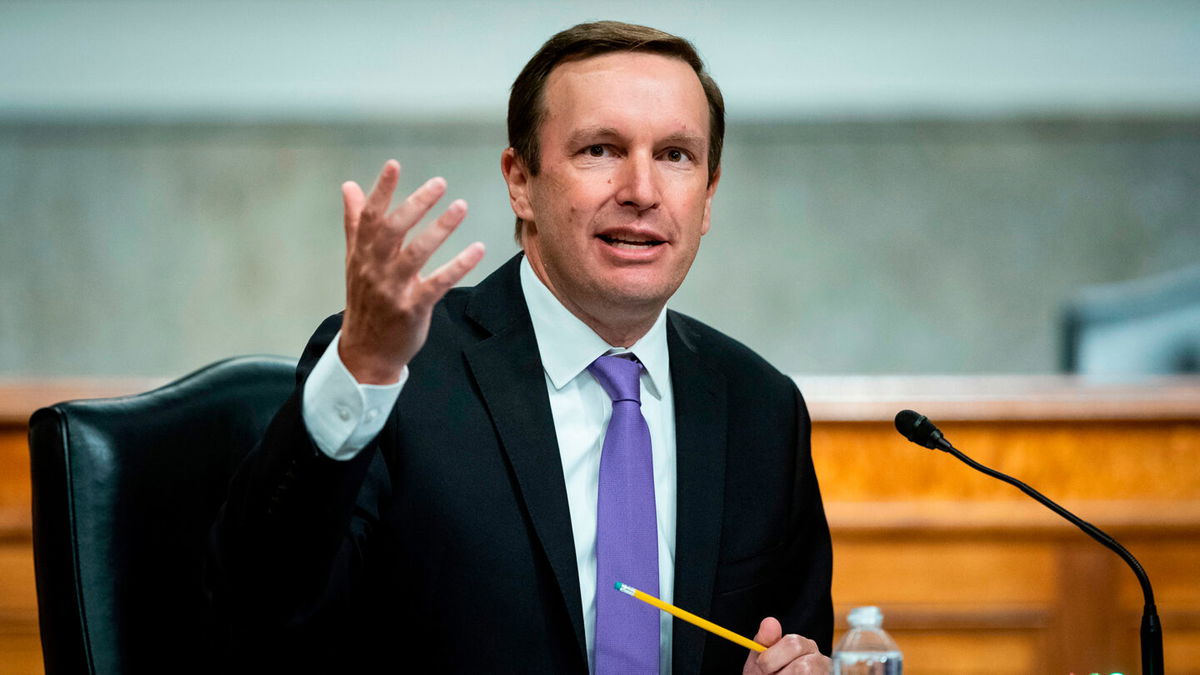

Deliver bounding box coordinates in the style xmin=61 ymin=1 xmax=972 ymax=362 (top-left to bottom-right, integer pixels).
xmin=614 ymin=153 xmax=660 ymax=211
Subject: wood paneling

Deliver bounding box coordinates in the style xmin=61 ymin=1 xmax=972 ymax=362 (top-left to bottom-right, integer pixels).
xmin=813 ymin=421 xmax=1200 ymax=502
xmin=833 ymin=540 xmax=1059 ymax=605
xmin=1 ymin=375 xmax=1198 ymax=674
xmin=804 ymin=375 xmax=1200 ymax=675
xmin=0 ymin=544 xmax=40 ymax=675
xmin=896 ymin=630 xmax=1041 ymax=675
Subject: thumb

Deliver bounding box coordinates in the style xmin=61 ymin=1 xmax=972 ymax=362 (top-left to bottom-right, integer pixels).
xmin=743 ymin=617 xmax=784 ymax=674
xmin=753 ymin=616 xmax=783 ymax=648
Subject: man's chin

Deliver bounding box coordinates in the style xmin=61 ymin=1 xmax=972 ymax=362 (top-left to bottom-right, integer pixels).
xmin=592 ymin=280 xmax=681 ymax=313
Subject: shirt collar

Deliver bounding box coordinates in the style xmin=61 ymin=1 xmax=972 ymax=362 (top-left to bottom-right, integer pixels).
xmin=520 ymin=256 xmax=669 ymax=400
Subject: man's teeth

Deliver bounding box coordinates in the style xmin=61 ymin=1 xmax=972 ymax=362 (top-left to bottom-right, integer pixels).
xmin=599 ymin=234 xmax=662 ymax=248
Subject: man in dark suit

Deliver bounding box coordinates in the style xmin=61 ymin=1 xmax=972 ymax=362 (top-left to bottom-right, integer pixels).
xmin=208 ymin=21 xmax=832 ymax=674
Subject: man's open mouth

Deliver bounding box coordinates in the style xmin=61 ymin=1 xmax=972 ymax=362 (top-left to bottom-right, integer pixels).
xmin=598 ymin=234 xmax=665 ymax=249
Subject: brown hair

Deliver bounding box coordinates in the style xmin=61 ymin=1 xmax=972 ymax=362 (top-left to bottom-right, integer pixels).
xmin=507 ymin=20 xmax=725 ymax=241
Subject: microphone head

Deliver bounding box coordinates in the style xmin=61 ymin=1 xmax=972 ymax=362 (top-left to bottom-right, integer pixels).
xmin=894 ymin=409 xmax=945 ymax=449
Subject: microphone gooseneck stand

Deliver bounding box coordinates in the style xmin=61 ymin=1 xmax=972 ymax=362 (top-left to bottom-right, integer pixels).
xmin=894 ymin=410 xmax=1164 ymax=675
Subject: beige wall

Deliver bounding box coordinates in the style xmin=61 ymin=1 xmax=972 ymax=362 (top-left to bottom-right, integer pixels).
xmin=2 ymin=118 xmax=1197 ymax=377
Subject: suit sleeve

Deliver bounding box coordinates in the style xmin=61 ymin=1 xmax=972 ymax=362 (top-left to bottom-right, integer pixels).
xmin=780 ymin=382 xmax=835 ymax=654
xmin=205 ymin=313 xmax=393 ymax=646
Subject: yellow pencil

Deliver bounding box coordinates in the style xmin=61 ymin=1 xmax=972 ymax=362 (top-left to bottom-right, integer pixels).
xmin=615 ymin=582 xmax=766 ymax=653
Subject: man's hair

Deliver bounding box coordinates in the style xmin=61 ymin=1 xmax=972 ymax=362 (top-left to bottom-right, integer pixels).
xmin=507 ymin=20 xmax=725 ymax=242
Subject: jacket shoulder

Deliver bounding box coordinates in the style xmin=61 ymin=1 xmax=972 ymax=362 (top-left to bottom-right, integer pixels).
xmin=667 ymin=310 xmax=795 ymax=392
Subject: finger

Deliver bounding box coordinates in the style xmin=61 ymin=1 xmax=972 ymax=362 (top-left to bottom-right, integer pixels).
xmin=386 ymin=175 xmax=448 ymax=235
xmin=755 ymin=632 xmax=819 ymax=674
xmin=342 ymin=180 xmax=366 ymax=239
xmin=400 ymin=198 xmax=468 ymax=272
xmin=362 ymin=179 xmax=450 ymax=268
xmin=362 ymin=159 xmax=402 ymax=226
xmin=415 ymin=242 xmax=486 ymax=305
xmin=365 ymin=176 xmax=449 ymax=263
xmin=779 ymin=658 xmax=825 ymax=675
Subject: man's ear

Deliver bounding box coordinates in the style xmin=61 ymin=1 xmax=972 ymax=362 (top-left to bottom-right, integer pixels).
xmin=701 ymin=165 xmax=721 ymax=236
xmin=501 ymin=147 xmax=535 ymax=221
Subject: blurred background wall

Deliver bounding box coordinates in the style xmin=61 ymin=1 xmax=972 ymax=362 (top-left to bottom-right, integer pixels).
xmin=1 ymin=0 xmax=1197 ymax=377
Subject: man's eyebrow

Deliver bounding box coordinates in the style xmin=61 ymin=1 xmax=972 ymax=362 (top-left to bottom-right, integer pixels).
xmin=564 ymin=127 xmax=706 ymax=150
xmin=565 ymin=127 xmax=621 ymax=146
xmin=659 ymin=132 xmax=706 ymax=149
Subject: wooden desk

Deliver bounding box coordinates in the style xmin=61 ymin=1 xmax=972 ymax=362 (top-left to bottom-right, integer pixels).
xmin=801 ymin=375 xmax=1200 ymax=674
xmin=1 ymin=375 xmax=1198 ymax=674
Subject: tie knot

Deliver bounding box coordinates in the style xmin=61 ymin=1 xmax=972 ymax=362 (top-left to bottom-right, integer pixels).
xmin=588 ymin=355 xmax=643 ymax=404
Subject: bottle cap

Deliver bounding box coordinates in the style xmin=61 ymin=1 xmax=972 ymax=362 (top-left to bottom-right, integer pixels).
xmin=847 ymin=605 xmax=884 ymax=628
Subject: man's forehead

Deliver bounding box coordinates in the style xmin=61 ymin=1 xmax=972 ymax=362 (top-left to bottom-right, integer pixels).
xmin=546 ymin=51 xmax=702 ymax=92
xmin=540 ymin=51 xmax=709 ymax=136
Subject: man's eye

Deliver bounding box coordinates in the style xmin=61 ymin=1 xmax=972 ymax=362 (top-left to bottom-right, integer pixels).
xmin=587 ymin=145 xmax=606 ymax=157
xmin=666 ymin=149 xmax=685 ymax=162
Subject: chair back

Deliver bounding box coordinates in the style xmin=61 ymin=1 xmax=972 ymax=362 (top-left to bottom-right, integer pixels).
xmin=1062 ymin=264 xmax=1200 ymax=374
xmin=28 ymin=355 xmax=296 ymax=674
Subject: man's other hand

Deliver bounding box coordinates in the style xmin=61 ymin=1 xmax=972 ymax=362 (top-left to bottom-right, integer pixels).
xmin=742 ymin=617 xmax=830 ymax=675
xmin=339 ymin=159 xmax=485 ymax=384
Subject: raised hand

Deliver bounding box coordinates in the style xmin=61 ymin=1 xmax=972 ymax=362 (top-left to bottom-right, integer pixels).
xmin=338 ymin=160 xmax=485 ymax=384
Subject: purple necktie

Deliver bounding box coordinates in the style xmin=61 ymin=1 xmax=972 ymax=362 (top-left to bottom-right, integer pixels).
xmin=589 ymin=354 xmax=660 ymax=674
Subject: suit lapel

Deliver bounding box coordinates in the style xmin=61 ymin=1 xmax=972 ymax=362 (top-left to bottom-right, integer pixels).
xmin=667 ymin=312 xmax=728 ymax=674
xmin=462 ymin=255 xmax=587 ymax=666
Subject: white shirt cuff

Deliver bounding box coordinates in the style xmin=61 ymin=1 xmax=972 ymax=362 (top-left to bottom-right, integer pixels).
xmin=301 ymin=331 xmax=407 ymax=461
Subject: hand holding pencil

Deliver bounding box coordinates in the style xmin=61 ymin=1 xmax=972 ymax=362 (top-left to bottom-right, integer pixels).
xmin=616 ymin=582 xmax=830 ymax=674
xmin=742 ymin=617 xmax=829 ymax=674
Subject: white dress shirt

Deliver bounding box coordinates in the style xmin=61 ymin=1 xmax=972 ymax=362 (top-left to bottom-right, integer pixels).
xmin=301 ymin=257 xmax=678 ymax=674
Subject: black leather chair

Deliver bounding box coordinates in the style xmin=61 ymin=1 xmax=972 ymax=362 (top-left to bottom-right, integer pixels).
xmin=27 ymin=355 xmax=296 ymax=674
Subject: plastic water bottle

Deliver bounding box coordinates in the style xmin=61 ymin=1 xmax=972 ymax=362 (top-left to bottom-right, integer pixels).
xmin=832 ymin=606 xmax=903 ymax=675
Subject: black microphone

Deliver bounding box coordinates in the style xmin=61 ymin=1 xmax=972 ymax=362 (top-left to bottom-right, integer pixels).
xmin=894 ymin=409 xmax=1164 ymax=675
xmin=894 ymin=409 xmax=949 ymax=450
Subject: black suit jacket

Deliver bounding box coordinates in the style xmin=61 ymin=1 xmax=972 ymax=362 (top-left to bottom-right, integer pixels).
xmin=208 ymin=253 xmax=832 ymax=673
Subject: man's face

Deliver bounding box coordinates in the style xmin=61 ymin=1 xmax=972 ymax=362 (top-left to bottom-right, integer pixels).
xmin=506 ymin=51 xmax=719 ymax=336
